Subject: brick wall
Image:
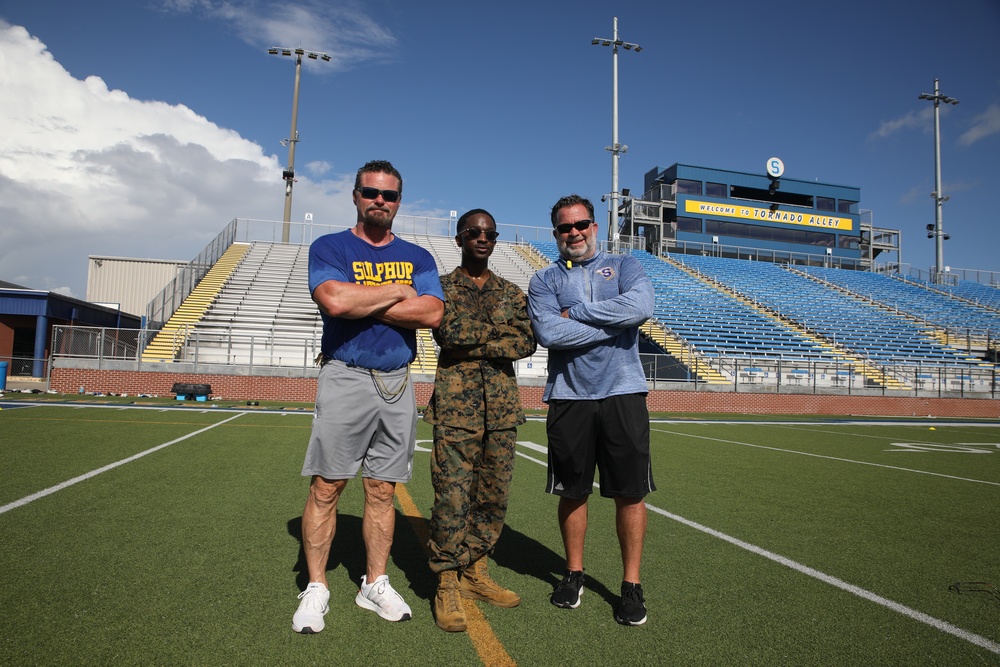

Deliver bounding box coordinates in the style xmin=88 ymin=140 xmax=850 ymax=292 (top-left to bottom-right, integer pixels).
xmin=50 ymin=367 xmax=1000 ymax=418
xmin=53 ymin=368 xmax=318 ymax=403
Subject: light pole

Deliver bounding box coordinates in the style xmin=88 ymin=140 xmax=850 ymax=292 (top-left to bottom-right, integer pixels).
xmin=592 ymin=18 xmax=641 ymax=250
xmin=268 ymin=47 xmax=331 ymax=243
xmin=918 ymin=78 xmax=958 ymax=284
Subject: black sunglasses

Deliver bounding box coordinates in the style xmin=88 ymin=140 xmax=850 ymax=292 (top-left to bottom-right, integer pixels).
xmin=356 ymin=187 xmax=400 ymax=203
xmin=460 ymin=228 xmax=499 ymax=241
xmin=554 ymin=219 xmax=593 ymax=235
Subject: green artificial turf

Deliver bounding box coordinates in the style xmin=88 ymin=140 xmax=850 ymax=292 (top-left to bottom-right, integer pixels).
xmin=1 ymin=405 xmax=998 ymax=665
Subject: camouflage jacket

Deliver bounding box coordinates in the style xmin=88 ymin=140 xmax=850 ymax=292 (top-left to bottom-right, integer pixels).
xmin=423 ymin=268 xmax=536 ymax=430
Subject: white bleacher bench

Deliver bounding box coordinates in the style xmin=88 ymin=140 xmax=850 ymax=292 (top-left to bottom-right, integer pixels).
xmin=948 ymin=375 xmax=974 ymax=388
xmin=740 ymin=367 xmax=764 ymax=383
xmin=830 ymin=370 xmax=850 ymax=386
xmin=786 ymin=369 xmax=810 ymax=385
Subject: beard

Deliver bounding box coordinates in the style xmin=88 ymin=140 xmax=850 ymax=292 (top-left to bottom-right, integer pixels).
xmin=361 ymin=205 xmax=394 ymax=229
xmin=556 ymin=233 xmax=596 ymax=262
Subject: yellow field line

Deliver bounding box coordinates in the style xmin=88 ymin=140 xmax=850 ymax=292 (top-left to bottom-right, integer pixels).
xmin=394 ymin=483 xmax=516 ymax=667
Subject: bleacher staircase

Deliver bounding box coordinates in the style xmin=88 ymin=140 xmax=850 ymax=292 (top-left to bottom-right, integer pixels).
xmin=141 ymin=242 xmax=251 ymax=362
xmin=640 ymin=320 xmax=730 ymax=384
xmin=514 ymin=243 xmax=549 ymax=271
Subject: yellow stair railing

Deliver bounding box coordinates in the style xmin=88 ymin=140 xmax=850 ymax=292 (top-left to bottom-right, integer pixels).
xmin=141 ymin=242 xmax=251 ymax=362
xmin=411 ymin=328 xmax=439 ymax=375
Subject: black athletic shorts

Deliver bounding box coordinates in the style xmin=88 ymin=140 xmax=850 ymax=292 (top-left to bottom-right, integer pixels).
xmin=545 ymin=393 xmax=655 ymax=499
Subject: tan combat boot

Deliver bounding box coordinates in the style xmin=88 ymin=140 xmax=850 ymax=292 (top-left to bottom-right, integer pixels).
xmin=460 ymin=557 xmax=521 ymax=608
xmin=434 ymin=570 xmax=467 ymax=632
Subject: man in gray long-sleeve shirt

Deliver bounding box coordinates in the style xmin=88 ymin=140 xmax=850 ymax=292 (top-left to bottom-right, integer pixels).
xmin=527 ymin=193 xmax=656 ymax=626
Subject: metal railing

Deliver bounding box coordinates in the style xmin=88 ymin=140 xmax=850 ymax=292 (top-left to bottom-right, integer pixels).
xmin=50 ymin=326 xmax=999 ymax=397
xmin=905 ymin=265 xmax=1000 ymax=286
xmin=141 ymin=217 xmax=564 ymax=333
xmin=145 ymin=220 xmax=238 ymax=329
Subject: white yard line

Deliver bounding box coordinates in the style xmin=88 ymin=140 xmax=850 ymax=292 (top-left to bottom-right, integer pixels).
xmin=646 ymin=503 xmax=1000 ymax=655
xmin=515 ymin=439 xmax=1000 ymax=656
xmin=0 ymin=412 xmax=246 ymax=515
xmin=652 ymin=428 xmax=1000 ymax=487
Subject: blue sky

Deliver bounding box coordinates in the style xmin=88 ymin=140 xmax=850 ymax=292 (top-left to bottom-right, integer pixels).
xmin=1 ymin=0 xmax=998 ymax=298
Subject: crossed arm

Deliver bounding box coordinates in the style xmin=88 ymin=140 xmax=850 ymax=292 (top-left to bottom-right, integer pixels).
xmin=435 ymin=291 xmax=536 ymax=362
xmin=312 ymin=280 xmax=443 ymax=329
xmin=528 ymin=280 xmax=621 ymax=350
xmin=527 ymin=262 xmax=653 ymax=350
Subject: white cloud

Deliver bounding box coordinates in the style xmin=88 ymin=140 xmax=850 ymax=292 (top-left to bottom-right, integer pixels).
xmin=959 ymin=103 xmax=1000 ymax=146
xmin=899 ymin=183 xmax=930 ymax=206
xmin=159 ymin=0 xmax=398 ymax=71
xmin=900 ymin=179 xmax=976 ymax=206
xmin=868 ymin=108 xmax=932 ymax=141
xmin=0 ymin=21 xmax=356 ymax=297
xmin=305 ymin=160 xmax=332 ymax=176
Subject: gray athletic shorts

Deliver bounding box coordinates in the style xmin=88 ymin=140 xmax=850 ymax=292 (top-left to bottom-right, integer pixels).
xmin=301 ymin=359 xmax=417 ymax=483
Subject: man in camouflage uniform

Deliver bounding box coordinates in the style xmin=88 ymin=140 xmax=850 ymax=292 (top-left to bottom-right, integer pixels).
xmin=424 ymin=208 xmax=536 ymax=632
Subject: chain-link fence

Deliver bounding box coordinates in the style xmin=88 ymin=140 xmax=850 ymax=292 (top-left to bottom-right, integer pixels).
xmin=0 ymin=356 xmax=50 ymax=390
xmin=642 ymin=354 xmax=999 ymax=397
xmin=51 ymin=327 xmax=150 ymax=362
xmin=48 ymin=325 xmax=999 ymax=397
xmin=1 ymin=357 xmax=45 ymax=376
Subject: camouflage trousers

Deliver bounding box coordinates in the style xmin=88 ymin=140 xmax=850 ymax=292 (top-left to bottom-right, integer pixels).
xmin=428 ymin=423 xmax=516 ymax=573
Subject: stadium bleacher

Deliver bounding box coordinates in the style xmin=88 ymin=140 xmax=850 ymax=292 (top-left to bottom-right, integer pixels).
xmin=942 ymin=280 xmax=1000 ymax=310
xmin=798 ymin=266 xmax=1000 ymax=337
xmin=167 ymin=236 xmax=548 ymax=375
xmin=140 ymin=231 xmax=997 ymax=392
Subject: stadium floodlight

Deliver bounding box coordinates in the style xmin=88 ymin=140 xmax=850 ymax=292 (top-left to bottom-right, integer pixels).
xmin=918 ymin=78 xmax=958 ymax=284
xmin=592 ymin=17 xmax=642 ymax=251
xmin=268 ymin=46 xmax=332 ymax=243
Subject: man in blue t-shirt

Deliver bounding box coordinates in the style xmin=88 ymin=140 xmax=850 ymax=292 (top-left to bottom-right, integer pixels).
xmin=292 ymin=160 xmax=445 ymax=634
xmin=528 ymin=194 xmax=656 ymax=627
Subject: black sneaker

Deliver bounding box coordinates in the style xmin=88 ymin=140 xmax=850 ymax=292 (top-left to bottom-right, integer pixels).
xmin=615 ymin=581 xmax=647 ymax=626
xmin=550 ymin=570 xmax=585 ymax=608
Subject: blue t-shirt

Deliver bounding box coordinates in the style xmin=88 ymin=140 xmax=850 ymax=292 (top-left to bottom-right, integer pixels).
xmin=309 ymin=230 xmax=445 ymax=371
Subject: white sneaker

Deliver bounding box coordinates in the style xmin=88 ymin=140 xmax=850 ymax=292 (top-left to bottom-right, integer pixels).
xmin=355 ymin=574 xmax=412 ymax=621
xmin=292 ymin=583 xmax=330 ymax=634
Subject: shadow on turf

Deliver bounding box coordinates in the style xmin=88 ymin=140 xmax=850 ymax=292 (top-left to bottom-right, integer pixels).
xmin=288 ymin=514 xmax=367 ymax=593
xmin=287 ymin=513 xmax=620 ymax=612
xmin=493 ymin=521 xmax=622 ymax=610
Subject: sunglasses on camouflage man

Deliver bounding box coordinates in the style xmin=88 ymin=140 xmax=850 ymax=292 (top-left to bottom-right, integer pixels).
xmin=356 ymin=187 xmax=400 ymax=203
xmin=460 ymin=228 xmax=499 ymax=241
xmin=554 ymin=219 xmax=593 ymax=235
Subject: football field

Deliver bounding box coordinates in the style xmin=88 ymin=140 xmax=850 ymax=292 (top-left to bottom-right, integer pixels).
xmin=1 ymin=401 xmax=998 ymax=665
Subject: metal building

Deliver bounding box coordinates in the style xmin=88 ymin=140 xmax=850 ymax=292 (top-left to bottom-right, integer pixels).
xmin=86 ymin=256 xmax=188 ymax=317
